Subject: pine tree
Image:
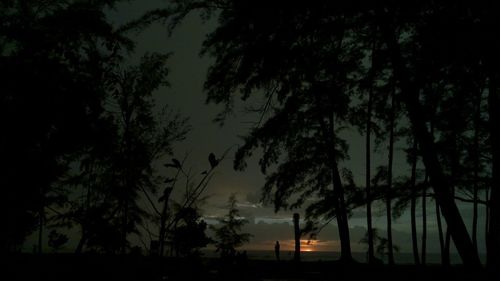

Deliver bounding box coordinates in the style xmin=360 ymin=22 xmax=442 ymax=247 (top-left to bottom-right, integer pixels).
xmin=211 ymin=194 xmax=252 ymax=259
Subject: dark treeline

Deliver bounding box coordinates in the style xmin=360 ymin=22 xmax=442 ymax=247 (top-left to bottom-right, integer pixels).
xmin=1 ymin=0 xmax=499 ymax=279
xmin=0 ymin=0 xmax=224 ymax=259
xmin=164 ymin=0 xmax=499 ymax=270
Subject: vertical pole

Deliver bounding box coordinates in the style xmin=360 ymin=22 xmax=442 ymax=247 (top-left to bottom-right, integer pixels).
xmin=293 ymin=213 xmax=300 ymax=262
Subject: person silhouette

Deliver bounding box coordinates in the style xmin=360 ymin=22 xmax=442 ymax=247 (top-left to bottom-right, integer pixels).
xmin=274 ymin=241 xmax=280 ymax=261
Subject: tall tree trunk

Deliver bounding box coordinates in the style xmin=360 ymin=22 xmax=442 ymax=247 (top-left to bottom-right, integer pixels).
xmin=329 ymin=115 xmax=352 ymax=261
xmin=366 ymin=73 xmax=375 ymax=263
xmin=421 ymin=174 xmax=428 ymax=265
xmin=313 ymin=92 xmax=352 ymax=261
xmin=159 ymin=187 xmax=173 ymax=257
xmin=436 ymin=200 xmax=446 ymax=265
xmin=472 ymin=181 xmax=479 ymax=252
xmin=38 ymin=205 xmax=43 ymax=254
xmin=485 ymin=187 xmax=490 ymax=258
xmin=379 ymin=19 xmax=481 ymax=266
xmin=386 ymin=85 xmax=395 ymax=265
xmin=472 ymin=88 xmax=481 ymax=253
xmin=487 ymin=70 xmax=500 ymax=269
xmin=121 ymin=201 xmax=128 ymax=255
xmin=444 ymin=227 xmax=451 ymax=266
xmin=38 ymin=184 xmax=45 ymax=254
xmin=410 ymin=140 xmax=420 ymax=265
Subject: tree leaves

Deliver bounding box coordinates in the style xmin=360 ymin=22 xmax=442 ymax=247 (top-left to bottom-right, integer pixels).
xmin=164 ymin=158 xmax=182 ymax=169
xmin=208 ymin=152 xmax=218 ymax=168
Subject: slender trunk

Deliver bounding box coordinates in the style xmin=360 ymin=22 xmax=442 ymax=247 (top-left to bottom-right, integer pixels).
xmin=436 ymin=200 xmax=445 ymax=264
xmin=38 ymin=184 xmax=45 ymax=254
xmin=158 ymin=205 xmax=167 ymax=256
xmin=472 ymin=182 xmax=479 ymax=252
xmin=421 ymin=174 xmax=428 ymax=265
xmin=443 ymin=182 xmax=454 ymax=266
xmin=379 ymin=18 xmax=481 ymax=266
xmin=121 ymin=201 xmax=128 ymax=255
xmin=159 ymin=187 xmax=173 ymax=256
xmin=38 ymin=205 xmax=43 ymax=254
xmin=313 ymin=91 xmax=352 ymax=261
xmin=293 ymin=213 xmax=301 ymax=262
xmin=330 ymin=115 xmax=352 ymax=261
xmin=485 ymin=187 xmax=490 ymax=257
xmin=386 ymin=85 xmax=395 ymax=265
xmin=410 ymin=140 xmax=420 ymax=265
xmin=366 ymin=75 xmax=375 ymax=263
xmin=443 ymin=183 xmax=455 ymax=266
xmin=444 ymin=227 xmax=451 ymax=266
xmin=472 ymin=89 xmax=481 ymax=253
xmin=487 ymin=69 xmax=500 ymax=269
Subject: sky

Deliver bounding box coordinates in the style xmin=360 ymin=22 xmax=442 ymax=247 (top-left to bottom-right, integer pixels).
xmin=25 ymin=0 xmax=487 ymax=257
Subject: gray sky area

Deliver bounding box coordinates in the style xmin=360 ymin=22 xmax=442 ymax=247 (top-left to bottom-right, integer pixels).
xmin=25 ymin=1 xmax=488 ymax=257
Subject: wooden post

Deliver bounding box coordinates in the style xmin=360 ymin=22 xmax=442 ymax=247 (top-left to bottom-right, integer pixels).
xmin=293 ymin=213 xmax=300 ymax=262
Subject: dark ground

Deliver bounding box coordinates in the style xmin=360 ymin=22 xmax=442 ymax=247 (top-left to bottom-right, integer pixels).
xmin=4 ymin=254 xmax=495 ymax=281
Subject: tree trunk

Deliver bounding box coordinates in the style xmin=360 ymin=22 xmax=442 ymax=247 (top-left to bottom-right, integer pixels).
xmin=313 ymin=92 xmax=352 ymax=261
xmin=472 ymin=88 xmax=481 ymax=253
xmin=159 ymin=187 xmax=173 ymax=256
xmin=444 ymin=227 xmax=451 ymax=266
xmin=38 ymin=184 xmax=45 ymax=254
xmin=421 ymin=174 xmax=428 ymax=265
xmin=386 ymin=85 xmax=395 ymax=265
xmin=487 ymin=70 xmax=500 ymax=269
xmin=121 ymin=201 xmax=128 ymax=255
xmin=38 ymin=205 xmax=43 ymax=254
xmin=410 ymin=140 xmax=420 ymax=265
xmin=485 ymin=187 xmax=490 ymax=259
xmin=329 ymin=115 xmax=352 ymax=261
xmin=366 ymin=74 xmax=375 ymax=263
xmin=436 ymin=200 xmax=445 ymax=265
xmin=380 ymin=19 xmax=481 ymax=266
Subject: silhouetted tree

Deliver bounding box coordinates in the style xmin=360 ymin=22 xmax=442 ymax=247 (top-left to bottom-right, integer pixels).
xmin=211 ymin=194 xmax=252 ymax=259
xmin=105 ymin=53 xmax=188 ymax=254
xmin=160 ymin=0 xmax=500 ymax=267
xmin=359 ymin=228 xmax=398 ymax=264
xmin=151 ymin=151 xmax=227 ymax=256
xmin=0 ymin=0 xmax=133 ymax=253
xmin=170 ymin=206 xmax=210 ymax=257
xmin=59 ymin=53 xmax=188 ymax=254
xmin=410 ymin=143 xmax=421 ymax=265
xmin=166 ymin=1 xmax=368 ymax=262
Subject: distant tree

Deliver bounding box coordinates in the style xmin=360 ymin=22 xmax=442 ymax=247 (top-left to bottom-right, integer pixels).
xmin=359 ymin=228 xmax=399 ymax=264
xmin=211 ymin=194 xmax=252 ymax=259
xmin=170 ymin=207 xmax=211 ymax=257
xmin=141 ymin=151 xmax=228 ymax=257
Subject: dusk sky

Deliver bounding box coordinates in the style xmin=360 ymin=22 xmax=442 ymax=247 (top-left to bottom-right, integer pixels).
xmin=22 ymin=0 xmax=487 ymax=257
